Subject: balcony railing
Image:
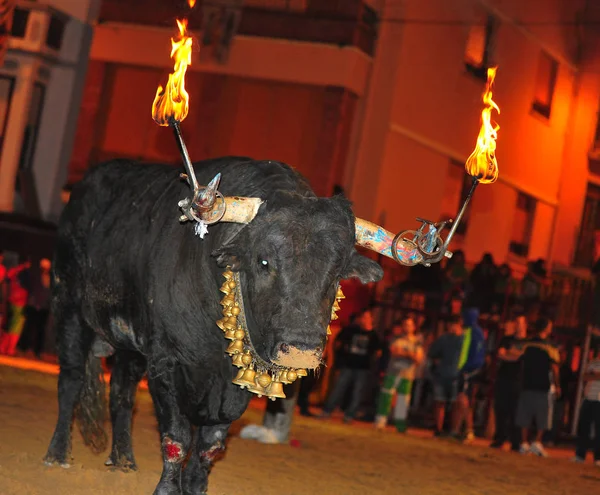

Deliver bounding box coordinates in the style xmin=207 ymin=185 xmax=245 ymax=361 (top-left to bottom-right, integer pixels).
xmin=98 ymin=0 xmax=378 ymax=56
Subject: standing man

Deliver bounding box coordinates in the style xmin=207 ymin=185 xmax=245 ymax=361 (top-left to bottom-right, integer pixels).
xmin=491 ymin=312 xmax=528 ymax=450
xmin=428 ymin=315 xmax=465 ymax=436
xmin=375 ymin=316 xmax=424 ymax=432
xmin=320 ymin=307 xmax=382 ymax=424
xmin=451 ymin=307 xmax=486 ymax=443
xmin=573 ymin=345 xmax=600 ymax=465
xmin=515 ymin=317 xmax=560 ymax=457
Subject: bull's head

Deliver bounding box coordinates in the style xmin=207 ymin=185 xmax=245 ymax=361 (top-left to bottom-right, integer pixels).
xmin=212 ymin=192 xmax=384 ymax=371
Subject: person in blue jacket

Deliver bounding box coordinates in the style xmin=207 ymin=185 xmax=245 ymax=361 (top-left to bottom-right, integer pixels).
xmin=450 ymin=307 xmax=486 ymax=442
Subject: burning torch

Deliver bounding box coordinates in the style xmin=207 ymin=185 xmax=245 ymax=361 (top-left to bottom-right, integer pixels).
xmin=390 ymin=67 xmax=500 ymax=266
xmin=151 ymin=16 xmax=227 ymax=236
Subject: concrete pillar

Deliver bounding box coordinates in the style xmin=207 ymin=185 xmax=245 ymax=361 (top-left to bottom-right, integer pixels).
xmin=31 ymin=0 xmax=101 ymax=221
xmin=345 ymin=0 xmax=404 ymax=219
xmin=0 ymin=56 xmax=36 ymax=212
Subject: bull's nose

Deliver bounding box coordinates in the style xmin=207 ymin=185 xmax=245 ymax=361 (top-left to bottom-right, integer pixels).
xmin=279 ymin=342 xmax=323 ymax=355
xmin=272 ymin=342 xmax=324 ymax=370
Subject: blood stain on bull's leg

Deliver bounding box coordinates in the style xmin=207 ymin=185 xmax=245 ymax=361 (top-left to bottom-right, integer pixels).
xmin=163 ymin=437 xmax=185 ymax=463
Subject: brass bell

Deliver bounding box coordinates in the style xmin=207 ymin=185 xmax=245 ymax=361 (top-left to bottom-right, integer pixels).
xmin=234 ymin=329 xmax=245 ymax=340
xmin=216 ymin=318 xmax=226 ymax=331
xmin=221 ymin=294 xmax=235 ymax=307
xmin=296 ymin=369 xmax=307 ymax=377
xmin=223 ymin=316 xmax=237 ymax=331
xmin=222 ymin=306 xmax=232 ymax=318
xmin=227 ymin=280 xmax=237 ymax=291
xmin=224 ymin=328 xmax=236 ymax=340
xmin=286 ymin=370 xmax=298 ymax=382
xmin=266 ymin=381 xmax=286 ymax=400
xmin=279 ymin=370 xmax=291 ymax=384
xmin=231 ymin=305 xmax=241 ymax=316
xmin=220 ymin=282 xmax=231 ymax=295
xmin=327 ymin=325 xmax=332 ymax=336
xmin=226 ymin=339 xmax=244 ymax=355
xmin=256 ymin=372 xmax=272 ymax=388
xmin=247 ymin=381 xmax=267 ymax=397
xmin=232 ymin=353 xmax=245 ymax=368
xmin=332 ymin=300 xmax=341 ymax=312
xmin=233 ymin=366 xmax=256 ymax=389
xmin=242 ymin=353 xmax=253 ymax=366
xmin=223 ymin=270 xmax=233 ymax=280
xmin=330 ymin=311 xmax=339 ymax=321
xmin=336 ymin=287 xmax=345 ymax=299
xmin=233 ymin=368 xmax=245 ymax=382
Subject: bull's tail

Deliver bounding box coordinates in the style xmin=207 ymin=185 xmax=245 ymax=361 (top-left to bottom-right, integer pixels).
xmin=75 ymin=351 xmax=108 ymax=454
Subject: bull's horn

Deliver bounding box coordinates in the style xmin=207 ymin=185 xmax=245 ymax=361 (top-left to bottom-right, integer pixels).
xmin=354 ymin=218 xmax=422 ymax=266
xmin=221 ymin=197 xmax=264 ymax=223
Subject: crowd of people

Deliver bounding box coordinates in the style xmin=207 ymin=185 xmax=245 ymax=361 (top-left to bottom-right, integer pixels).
xmin=0 ymin=251 xmax=52 ymax=359
xmin=303 ymin=303 xmax=599 ymax=466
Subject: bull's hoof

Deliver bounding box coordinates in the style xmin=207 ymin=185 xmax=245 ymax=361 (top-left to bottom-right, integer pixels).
xmin=43 ymin=454 xmax=71 ymax=469
xmin=104 ymin=454 xmax=138 ymax=472
xmin=153 ymin=481 xmax=182 ymax=495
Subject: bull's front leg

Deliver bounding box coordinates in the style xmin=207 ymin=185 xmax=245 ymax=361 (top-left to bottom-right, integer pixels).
xmin=182 ymin=424 xmax=229 ymax=495
xmin=148 ymin=372 xmax=192 ymax=495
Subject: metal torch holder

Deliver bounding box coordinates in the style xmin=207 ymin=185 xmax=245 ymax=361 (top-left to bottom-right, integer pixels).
xmin=392 ymin=177 xmax=480 ymax=267
xmin=170 ymin=119 xmax=226 ymax=224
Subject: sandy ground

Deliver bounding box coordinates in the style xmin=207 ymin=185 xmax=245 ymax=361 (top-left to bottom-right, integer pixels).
xmin=2 ymin=364 xmax=600 ymax=495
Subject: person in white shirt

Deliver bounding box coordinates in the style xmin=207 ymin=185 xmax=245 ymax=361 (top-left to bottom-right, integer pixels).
xmin=573 ymin=346 xmax=600 ymax=465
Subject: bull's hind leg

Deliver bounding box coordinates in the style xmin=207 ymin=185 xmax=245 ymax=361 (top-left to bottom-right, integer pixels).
xmin=182 ymin=424 xmax=230 ymax=495
xmin=44 ymin=310 xmax=93 ymax=467
xmin=148 ymin=370 xmax=192 ymax=495
xmin=105 ymin=350 xmax=147 ymax=471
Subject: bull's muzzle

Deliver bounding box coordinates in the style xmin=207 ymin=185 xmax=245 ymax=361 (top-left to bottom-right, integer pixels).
xmin=272 ymin=343 xmax=323 ymax=370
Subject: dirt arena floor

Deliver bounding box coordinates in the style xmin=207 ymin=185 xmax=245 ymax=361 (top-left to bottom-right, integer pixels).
xmin=2 ymin=363 xmax=600 ymax=495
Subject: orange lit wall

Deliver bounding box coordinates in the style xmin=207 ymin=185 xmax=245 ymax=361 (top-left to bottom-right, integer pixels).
xmin=349 ymin=0 xmax=600 ymax=267
xmin=89 ymin=66 xmax=338 ymax=194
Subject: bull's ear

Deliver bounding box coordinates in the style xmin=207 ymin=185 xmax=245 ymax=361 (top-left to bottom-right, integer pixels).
xmin=341 ymin=251 xmax=384 ymax=284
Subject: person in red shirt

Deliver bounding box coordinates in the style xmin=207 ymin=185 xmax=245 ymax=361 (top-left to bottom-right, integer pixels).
xmin=0 ymin=251 xmax=7 ymax=331
xmin=0 ymin=260 xmax=31 ymax=356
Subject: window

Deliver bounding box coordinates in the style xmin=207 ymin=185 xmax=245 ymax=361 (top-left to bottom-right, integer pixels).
xmin=10 ymin=8 xmax=29 ymax=38
xmin=0 ymin=76 xmax=14 ymax=158
xmin=509 ymin=192 xmax=536 ymax=258
xmin=532 ymin=51 xmax=558 ymax=119
xmin=18 ymin=83 xmax=45 ymax=172
xmin=46 ymin=14 xmax=66 ymax=51
xmin=441 ymin=160 xmax=472 ymax=236
xmin=465 ymin=14 xmax=497 ymax=81
xmin=574 ymin=184 xmax=600 ymax=267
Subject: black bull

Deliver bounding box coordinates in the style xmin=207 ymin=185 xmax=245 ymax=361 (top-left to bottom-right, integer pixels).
xmin=43 ymin=157 xmax=383 ymax=494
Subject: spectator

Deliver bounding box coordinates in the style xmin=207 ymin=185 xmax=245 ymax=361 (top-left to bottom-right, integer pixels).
xmin=443 ymin=250 xmax=469 ymax=303
xmin=0 ymin=250 xmax=7 ymax=332
xmin=573 ymin=345 xmax=600 ymax=465
xmin=375 ymin=316 xmax=424 ymax=432
xmin=0 ymin=260 xmax=31 ymax=356
xmin=451 ymin=307 xmax=486 ymax=443
xmin=515 ymin=317 xmax=560 ymax=457
xmin=491 ymin=311 xmax=528 ymax=451
xmin=469 ymin=253 xmax=497 ymax=314
xmin=428 ymin=315 xmax=465 ymax=436
xmin=18 ymin=258 xmax=52 ymax=359
xmin=493 ymin=263 xmax=517 ymax=315
xmin=320 ymin=308 xmax=382 ymax=424
xmin=521 ymin=261 xmax=545 ymax=315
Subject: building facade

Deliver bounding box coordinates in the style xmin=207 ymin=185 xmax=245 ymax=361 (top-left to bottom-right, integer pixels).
xmin=1 ymin=0 xmax=600 ymax=277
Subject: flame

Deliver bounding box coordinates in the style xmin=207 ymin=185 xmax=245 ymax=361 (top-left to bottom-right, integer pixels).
xmin=465 ymin=67 xmax=500 ymax=184
xmin=188 ymin=0 xmax=196 ymax=7
xmin=152 ymin=19 xmax=193 ymax=126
